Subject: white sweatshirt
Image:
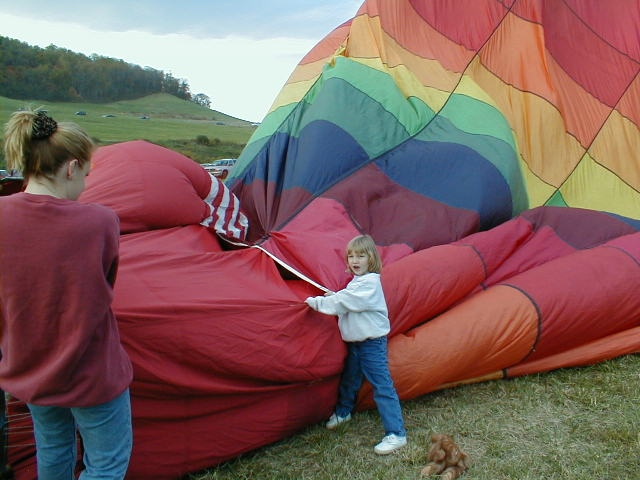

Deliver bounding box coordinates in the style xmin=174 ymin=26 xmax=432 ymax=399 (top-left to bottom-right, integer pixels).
xmin=305 ymin=272 xmax=390 ymax=342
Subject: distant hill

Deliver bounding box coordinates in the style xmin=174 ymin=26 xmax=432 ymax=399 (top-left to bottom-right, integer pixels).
xmin=105 ymin=93 xmax=246 ymax=124
xmin=0 ymin=36 xmax=191 ymax=103
xmin=0 ymin=93 xmax=256 ymax=165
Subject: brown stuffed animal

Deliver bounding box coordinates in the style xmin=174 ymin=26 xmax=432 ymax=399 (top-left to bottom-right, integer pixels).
xmin=420 ymin=433 xmax=470 ymax=480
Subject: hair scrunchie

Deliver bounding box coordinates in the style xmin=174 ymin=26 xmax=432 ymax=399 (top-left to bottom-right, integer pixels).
xmin=32 ymin=111 xmax=58 ymax=139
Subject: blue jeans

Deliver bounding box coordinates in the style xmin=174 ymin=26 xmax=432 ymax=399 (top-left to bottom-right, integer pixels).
xmin=27 ymin=389 xmax=132 ymax=480
xmin=335 ymin=336 xmax=406 ymax=437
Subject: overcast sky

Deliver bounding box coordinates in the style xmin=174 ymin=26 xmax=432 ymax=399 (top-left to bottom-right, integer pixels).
xmin=0 ymin=0 xmax=362 ymax=121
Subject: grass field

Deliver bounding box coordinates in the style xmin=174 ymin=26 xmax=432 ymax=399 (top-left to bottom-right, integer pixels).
xmin=0 ymin=94 xmax=256 ymax=164
xmin=190 ymin=353 xmax=640 ymax=480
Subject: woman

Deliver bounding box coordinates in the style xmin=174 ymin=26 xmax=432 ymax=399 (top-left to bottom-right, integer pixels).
xmin=0 ymin=108 xmax=133 ymax=479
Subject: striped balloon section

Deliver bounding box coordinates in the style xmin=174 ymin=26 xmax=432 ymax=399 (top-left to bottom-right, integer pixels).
xmin=230 ymin=0 xmax=639 ymax=260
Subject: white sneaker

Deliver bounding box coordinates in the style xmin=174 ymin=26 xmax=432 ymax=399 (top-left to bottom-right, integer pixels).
xmin=325 ymin=412 xmax=351 ymax=429
xmin=374 ymin=434 xmax=407 ymax=455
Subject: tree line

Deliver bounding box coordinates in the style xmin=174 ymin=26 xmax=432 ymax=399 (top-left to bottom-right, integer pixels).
xmin=0 ymin=36 xmax=195 ymax=103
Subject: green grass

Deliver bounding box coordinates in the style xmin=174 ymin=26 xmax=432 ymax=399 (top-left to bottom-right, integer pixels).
xmin=190 ymin=354 xmax=640 ymax=480
xmin=0 ymin=94 xmax=256 ymax=163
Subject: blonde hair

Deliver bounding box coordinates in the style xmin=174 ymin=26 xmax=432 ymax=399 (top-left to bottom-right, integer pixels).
xmin=3 ymin=107 xmax=94 ymax=180
xmin=346 ymin=234 xmax=382 ymax=273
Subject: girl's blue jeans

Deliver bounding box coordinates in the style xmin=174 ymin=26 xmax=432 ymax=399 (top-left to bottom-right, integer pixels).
xmin=27 ymin=388 xmax=132 ymax=480
xmin=335 ymin=336 xmax=406 ymax=437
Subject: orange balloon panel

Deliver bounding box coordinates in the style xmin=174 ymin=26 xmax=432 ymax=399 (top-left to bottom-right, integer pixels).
xmin=508 ymin=326 xmax=640 ymax=377
xmin=357 ymin=285 xmax=539 ymax=408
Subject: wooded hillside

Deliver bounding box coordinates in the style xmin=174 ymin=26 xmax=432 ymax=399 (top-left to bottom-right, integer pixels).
xmin=0 ymin=36 xmax=191 ymax=103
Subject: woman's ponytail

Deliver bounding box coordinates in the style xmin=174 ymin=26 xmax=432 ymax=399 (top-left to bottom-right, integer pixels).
xmin=3 ymin=108 xmax=94 ymax=180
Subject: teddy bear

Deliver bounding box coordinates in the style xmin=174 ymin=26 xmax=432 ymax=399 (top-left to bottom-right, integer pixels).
xmin=420 ymin=433 xmax=470 ymax=480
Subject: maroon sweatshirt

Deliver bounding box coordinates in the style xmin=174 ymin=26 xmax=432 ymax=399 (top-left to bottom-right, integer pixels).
xmin=0 ymin=192 xmax=132 ymax=406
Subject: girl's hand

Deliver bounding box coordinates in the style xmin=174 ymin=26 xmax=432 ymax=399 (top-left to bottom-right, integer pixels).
xmin=324 ymin=291 xmax=335 ymax=297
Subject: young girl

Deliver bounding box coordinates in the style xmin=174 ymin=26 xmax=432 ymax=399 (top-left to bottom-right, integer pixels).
xmin=305 ymin=234 xmax=407 ymax=455
xmin=0 ymin=108 xmax=133 ymax=479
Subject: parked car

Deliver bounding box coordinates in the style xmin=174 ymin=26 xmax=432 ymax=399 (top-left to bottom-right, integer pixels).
xmin=201 ymin=159 xmax=237 ymax=180
xmin=75 ymin=111 xmax=87 ymax=116
xmin=0 ymin=174 xmax=24 ymax=196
